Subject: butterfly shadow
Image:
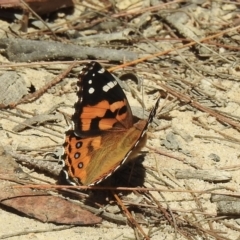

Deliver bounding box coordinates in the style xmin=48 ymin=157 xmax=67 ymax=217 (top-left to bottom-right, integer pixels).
xmin=107 ymin=155 xmax=146 ymax=187
xmin=58 ymin=155 xmax=147 ymax=206
xmin=85 ymin=155 xmax=147 ymax=205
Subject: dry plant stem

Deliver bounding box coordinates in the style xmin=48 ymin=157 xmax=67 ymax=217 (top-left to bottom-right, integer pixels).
xmin=217 ymin=110 xmax=240 ymax=122
xmin=20 ymin=1 xmax=182 ymax=38
xmin=0 ymin=38 xmax=137 ymax=62
xmin=73 ymin=28 xmax=134 ymax=44
xmin=0 ymin=114 xmax=62 ymax=139
xmin=195 ymin=135 xmax=239 ymax=145
xmin=161 ymin=170 xmax=181 ymax=188
xmin=11 ymin=184 xmax=216 ymax=194
xmin=23 ymin=15 xmax=108 ymax=37
xmin=32 ymin=0 xmax=178 ymax=37
xmin=4 ymin=108 xmax=34 ymax=118
xmin=20 ymin=0 xmax=58 ymax=40
xmin=171 ymin=208 xmax=215 ymax=216
xmin=163 ymin=6 xmax=231 ymax=65
xmin=4 ymin=148 xmax=61 ymax=177
xmin=193 ymin=118 xmax=240 ymax=143
xmin=0 ymin=176 xmax=32 ymax=185
xmin=146 ymin=145 xmax=200 ymax=169
xmin=14 ymin=185 xmax=240 ymax=200
xmin=108 ymin=24 xmax=240 ymax=72
xmin=0 ymin=226 xmax=74 ymax=239
xmin=146 ymin=169 xmax=176 ymax=188
xmin=175 ymin=169 xmax=232 ymax=182
xmin=0 ymin=61 xmax=87 ymax=69
xmin=80 ymin=205 xmax=127 ymax=225
xmin=219 ymin=164 xmax=240 ymax=171
xmin=223 ymin=222 xmax=240 ymax=232
xmin=184 ymin=182 xmax=211 ymax=239
xmin=11 ymin=62 xmax=77 ymax=108
xmin=12 ymin=113 xmax=62 ymax=132
xmin=112 ymin=191 xmax=150 ymax=240
xmin=148 ymin=191 xmax=175 ymax=230
xmin=145 ymin=190 xmax=189 ymax=239
xmin=157 ymin=83 xmax=240 ymax=130
xmin=112 ymin=0 xmax=185 ymax=18
xmin=63 ymin=197 xmax=127 ymax=225
xmin=182 ymin=216 xmax=228 ymax=240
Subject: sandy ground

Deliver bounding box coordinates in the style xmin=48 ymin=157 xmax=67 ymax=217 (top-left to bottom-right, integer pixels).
xmin=0 ymin=60 xmax=239 ymax=240
xmin=1 ymin=1 xmax=240 ymax=239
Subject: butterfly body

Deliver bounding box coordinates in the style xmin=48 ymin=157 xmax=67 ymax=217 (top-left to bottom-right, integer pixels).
xmin=61 ymin=62 xmax=159 ymax=186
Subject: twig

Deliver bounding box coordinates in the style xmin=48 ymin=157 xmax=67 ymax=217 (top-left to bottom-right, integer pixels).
xmin=0 ymin=226 xmax=74 ymax=239
xmin=112 ymin=191 xmax=150 ymax=240
xmin=157 ymin=83 xmax=240 ymax=130
xmin=20 ymin=0 xmax=58 ymax=40
xmin=11 ymin=62 xmax=77 ymax=108
xmin=0 ymin=38 xmax=137 ymax=62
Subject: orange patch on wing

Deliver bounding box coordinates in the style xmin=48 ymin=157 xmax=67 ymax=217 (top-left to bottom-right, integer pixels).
xmin=80 ymin=100 xmax=128 ymax=131
xmin=99 ymin=118 xmax=118 ymax=130
xmin=70 ymin=155 xmax=90 ymax=182
xmin=111 ymin=100 xmax=128 ymax=121
xmin=80 ymin=101 xmax=111 ymax=131
xmin=81 ymin=107 xmax=107 ymax=118
xmin=81 ymin=100 xmax=110 ymax=118
xmin=109 ymin=100 xmax=125 ymax=112
xmin=80 ymin=118 xmax=92 ymax=131
xmin=64 ymin=136 xmax=102 ymax=184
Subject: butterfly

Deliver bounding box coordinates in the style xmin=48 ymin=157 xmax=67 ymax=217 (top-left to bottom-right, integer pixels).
xmin=61 ymin=61 xmax=160 ymax=186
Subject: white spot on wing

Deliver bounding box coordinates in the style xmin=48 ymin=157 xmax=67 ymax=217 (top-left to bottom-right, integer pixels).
xmin=109 ymin=81 xmax=114 ymax=88
xmin=103 ymin=81 xmax=117 ymax=92
xmin=88 ymin=80 xmax=92 ymax=84
xmin=103 ymin=85 xmax=110 ymax=92
xmin=89 ymin=87 xmax=95 ymax=94
xmin=98 ymin=68 xmax=105 ymax=74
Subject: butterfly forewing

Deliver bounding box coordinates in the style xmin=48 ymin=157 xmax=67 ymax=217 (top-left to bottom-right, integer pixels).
xmin=72 ymin=62 xmax=133 ymax=137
